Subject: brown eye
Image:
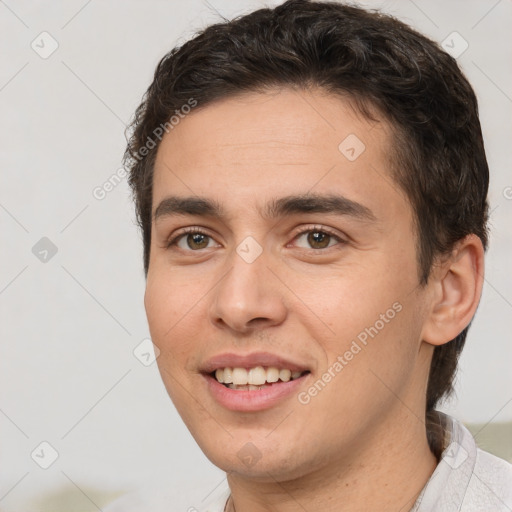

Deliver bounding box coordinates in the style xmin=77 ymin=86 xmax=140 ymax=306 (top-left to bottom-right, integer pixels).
xmin=186 ymin=232 xmax=210 ymax=249
xmin=293 ymin=229 xmax=342 ymax=250
xmin=170 ymin=231 xmax=216 ymax=250
xmin=307 ymin=231 xmax=331 ymax=249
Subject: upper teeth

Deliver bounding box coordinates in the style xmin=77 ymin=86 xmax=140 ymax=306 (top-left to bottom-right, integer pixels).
xmin=215 ymin=366 xmax=303 ymax=386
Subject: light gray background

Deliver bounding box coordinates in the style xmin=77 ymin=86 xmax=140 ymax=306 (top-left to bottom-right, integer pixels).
xmin=1 ymin=0 xmax=511 ymax=510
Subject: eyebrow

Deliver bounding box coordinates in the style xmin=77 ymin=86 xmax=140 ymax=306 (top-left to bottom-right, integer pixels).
xmin=265 ymin=194 xmax=376 ymax=221
xmin=154 ymin=196 xmax=222 ymax=222
xmin=153 ymin=193 xmax=376 ymax=223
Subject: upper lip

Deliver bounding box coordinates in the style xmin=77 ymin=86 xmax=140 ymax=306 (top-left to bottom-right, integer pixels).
xmin=201 ymin=351 xmax=311 ymax=374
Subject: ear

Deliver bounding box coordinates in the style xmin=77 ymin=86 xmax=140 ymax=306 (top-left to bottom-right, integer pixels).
xmin=421 ymin=234 xmax=485 ymax=347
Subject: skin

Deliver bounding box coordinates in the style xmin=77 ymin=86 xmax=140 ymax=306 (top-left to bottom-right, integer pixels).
xmin=145 ymin=88 xmax=484 ymax=511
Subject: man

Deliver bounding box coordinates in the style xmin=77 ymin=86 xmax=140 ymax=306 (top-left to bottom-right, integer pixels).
xmin=107 ymin=0 xmax=512 ymax=510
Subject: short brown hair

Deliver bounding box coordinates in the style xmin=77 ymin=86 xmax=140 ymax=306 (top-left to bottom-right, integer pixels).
xmin=125 ymin=0 xmax=489 ymax=431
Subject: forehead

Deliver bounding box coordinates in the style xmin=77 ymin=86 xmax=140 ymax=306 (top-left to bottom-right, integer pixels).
xmin=152 ymin=88 xmax=407 ymax=220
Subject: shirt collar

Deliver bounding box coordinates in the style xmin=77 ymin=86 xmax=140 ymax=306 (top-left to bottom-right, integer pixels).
xmin=411 ymin=411 xmax=478 ymax=511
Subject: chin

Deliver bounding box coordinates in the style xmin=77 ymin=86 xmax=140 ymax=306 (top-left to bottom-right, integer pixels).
xmin=198 ymin=438 xmax=318 ymax=483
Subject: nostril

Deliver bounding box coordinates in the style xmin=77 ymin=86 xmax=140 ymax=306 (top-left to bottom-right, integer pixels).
xmin=248 ymin=317 xmax=271 ymax=326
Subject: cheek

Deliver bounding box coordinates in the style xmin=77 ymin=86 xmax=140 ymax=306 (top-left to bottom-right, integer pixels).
xmin=144 ymin=281 xmax=173 ymax=342
xmin=296 ymin=295 xmax=423 ymax=437
xmin=144 ymin=272 xmax=196 ymax=376
xmin=145 ymin=275 xmax=205 ymax=409
xmin=285 ymin=250 xmax=421 ymax=376
xmin=287 ymin=264 xmax=406 ymax=334
xmin=145 ymin=264 xmax=199 ymax=336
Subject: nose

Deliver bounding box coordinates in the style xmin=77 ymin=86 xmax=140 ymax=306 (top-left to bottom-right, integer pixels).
xmin=209 ymin=249 xmax=287 ymax=334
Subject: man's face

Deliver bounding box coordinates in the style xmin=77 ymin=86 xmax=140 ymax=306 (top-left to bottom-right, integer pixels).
xmin=145 ymin=89 xmax=433 ymax=480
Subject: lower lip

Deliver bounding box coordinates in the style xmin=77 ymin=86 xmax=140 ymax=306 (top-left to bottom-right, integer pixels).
xmin=204 ymin=374 xmax=308 ymax=412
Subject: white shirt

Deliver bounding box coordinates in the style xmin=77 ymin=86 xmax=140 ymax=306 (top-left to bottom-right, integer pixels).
xmin=104 ymin=414 xmax=512 ymax=511
xmin=412 ymin=414 xmax=512 ymax=511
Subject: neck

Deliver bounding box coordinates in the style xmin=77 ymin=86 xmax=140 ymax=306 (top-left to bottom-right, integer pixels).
xmin=226 ymin=408 xmax=438 ymax=512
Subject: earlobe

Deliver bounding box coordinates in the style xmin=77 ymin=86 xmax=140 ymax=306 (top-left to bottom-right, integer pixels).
xmin=422 ymin=235 xmax=485 ymax=347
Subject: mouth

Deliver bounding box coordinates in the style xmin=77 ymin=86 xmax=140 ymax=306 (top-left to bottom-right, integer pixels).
xmin=211 ymin=366 xmax=310 ymax=391
xmin=201 ymin=352 xmax=311 ymax=411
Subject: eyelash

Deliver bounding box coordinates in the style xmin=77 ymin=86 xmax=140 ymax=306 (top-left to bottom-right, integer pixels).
xmin=165 ymin=225 xmax=346 ymax=251
xmin=291 ymin=224 xmax=345 ymax=245
xmin=165 ymin=227 xmax=211 ymax=249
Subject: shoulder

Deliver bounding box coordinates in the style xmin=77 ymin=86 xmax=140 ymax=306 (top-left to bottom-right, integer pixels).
xmin=463 ymin=447 xmax=512 ymax=510
xmin=441 ymin=413 xmax=512 ymax=511
xmin=414 ymin=413 xmax=512 ymax=512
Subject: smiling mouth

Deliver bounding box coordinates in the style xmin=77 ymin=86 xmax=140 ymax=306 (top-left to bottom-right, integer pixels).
xmin=211 ymin=366 xmax=310 ymax=391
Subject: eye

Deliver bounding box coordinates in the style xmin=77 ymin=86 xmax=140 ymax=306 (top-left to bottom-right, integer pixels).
xmin=168 ymin=230 xmax=219 ymax=251
xmin=293 ymin=229 xmax=342 ymax=250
